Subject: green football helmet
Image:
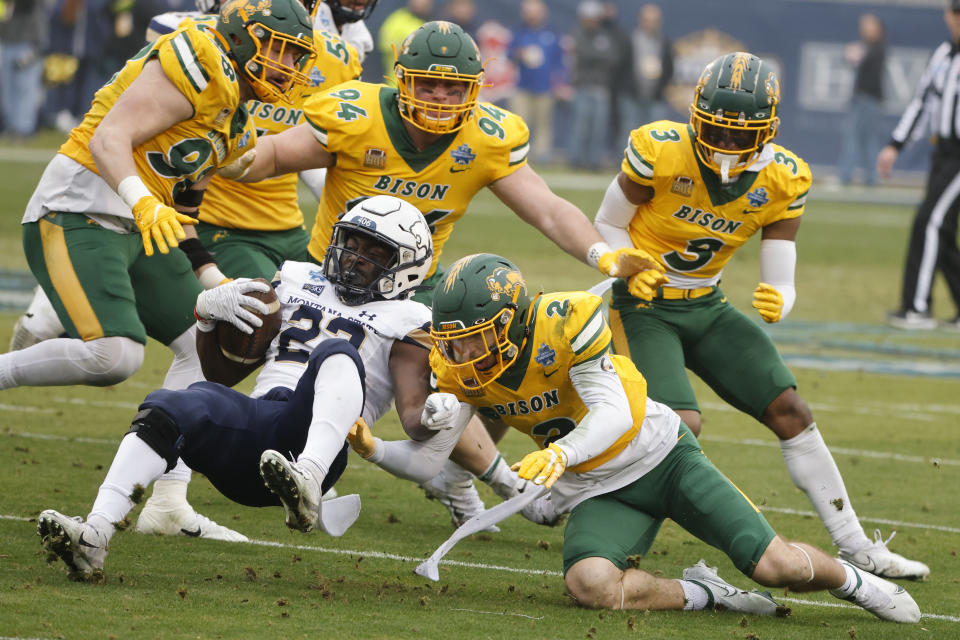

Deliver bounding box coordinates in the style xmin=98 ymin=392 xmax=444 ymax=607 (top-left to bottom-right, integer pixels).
xmin=690 ymin=52 xmax=780 ymax=182
xmin=431 ymin=253 xmax=531 ymax=390
xmin=217 ymin=0 xmax=316 ymax=104
xmin=395 ymin=20 xmax=484 ymax=134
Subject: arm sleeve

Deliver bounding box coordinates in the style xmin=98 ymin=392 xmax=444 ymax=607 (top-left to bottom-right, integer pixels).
xmin=594 ymin=176 xmax=636 ymax=251
xmin=365 ymin=403 xmax=475 ymax=483
xmin=553 ymin=356 xmax=633 ymax=468
xmin=760 ymin=239 xmax=797 ymax=319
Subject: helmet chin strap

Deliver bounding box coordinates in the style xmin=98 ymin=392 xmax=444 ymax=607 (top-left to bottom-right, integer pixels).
xmin=712 ymin=151 xmax=741 ymax=184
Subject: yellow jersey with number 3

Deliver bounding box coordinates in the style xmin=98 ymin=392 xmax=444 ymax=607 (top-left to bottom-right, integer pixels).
xmin=303 ymin=80 xmax=530 ymax=275
xmin=200 ymin=29 xmax=362 ymax=231
xmin=430 ymin=291 xmax=648 ymax=473
xmin=59 ymin=24 xmax=256 ymax=206
xmin=622 ymin=121 xmax=811 ymax=284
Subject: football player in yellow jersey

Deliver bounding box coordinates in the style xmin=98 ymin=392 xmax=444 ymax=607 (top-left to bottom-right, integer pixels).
xmin=348 ymin=253 xmax=920 ymax=623
xmin=1 ymin=0 xmax=315 ymax=541
xmin=594 ymin=52 xmax=929 ymax=581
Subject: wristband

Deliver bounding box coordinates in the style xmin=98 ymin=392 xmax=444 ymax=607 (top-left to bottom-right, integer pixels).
xmin=586 ymin=242 xmax=612 ymax=269
xmin=117 ymin=175 xmax=153 ymax=210
xmin=198 ymin=265 xmax=230 ymax=290
xmin=173 ymin=188 xmax=205 ymax=208
xmin=178 ymin=238 xmax=217 ymax=272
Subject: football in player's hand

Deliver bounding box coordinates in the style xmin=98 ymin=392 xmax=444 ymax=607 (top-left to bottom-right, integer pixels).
xmin=216 ymin=278 xmax=282 ymax=364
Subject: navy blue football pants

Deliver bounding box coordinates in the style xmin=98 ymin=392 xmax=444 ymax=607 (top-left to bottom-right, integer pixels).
xmin=140 ymin=340 xmax=365 ymax=507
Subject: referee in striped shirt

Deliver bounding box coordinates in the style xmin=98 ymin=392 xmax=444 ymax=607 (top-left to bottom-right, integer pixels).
xmin=878 ymin=0 xmax=960 ymax=330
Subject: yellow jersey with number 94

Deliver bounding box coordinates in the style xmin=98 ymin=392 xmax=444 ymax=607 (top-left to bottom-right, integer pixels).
xmin=622 ymin=121 xmax=811 ymax=285
xmin=303 ymin=80 xmax=530 ymax=275
xmin=59 ymin=24 xmax=255 ymax=206
xmin=430 ymin=291 xmax=648 ymax=473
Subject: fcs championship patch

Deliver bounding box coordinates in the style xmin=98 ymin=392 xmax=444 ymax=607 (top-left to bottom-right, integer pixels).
xmin=671 ymin=176 xmax=694 ymax=196
xmin=364 ymin=147 xmax=387 ymax=169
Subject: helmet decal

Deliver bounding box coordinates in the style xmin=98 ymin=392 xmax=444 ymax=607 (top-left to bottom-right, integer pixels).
xmin=728 ymin=52 xmax=751 ymax=91
xmin=486 ymin=267 xmax=525 ymax=302
xmin=765 ymin=72 xmax=780 ymax=106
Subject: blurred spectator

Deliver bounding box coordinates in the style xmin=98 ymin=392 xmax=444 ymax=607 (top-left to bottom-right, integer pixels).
xmin=475 ymin=19 xmax=515 ymax=106
xmin=838 ymin=13 xmax=886 ymax=186
xmin=567 ymin=0 xmax=624 ymax=171
xmin=442 ymin=0 xmax=476 ymax=37
xmin=620 ymin=3 xmax=673 ymax=145
xmin=378 ymin=0 xmax=433 ymax=86
xmin=602 ymin=2 xmax=633 ymax=157
xmin=0 ymin=0 xmax=55 ymax=137
xmin=508 ymin=0 xmax=567 ymax=164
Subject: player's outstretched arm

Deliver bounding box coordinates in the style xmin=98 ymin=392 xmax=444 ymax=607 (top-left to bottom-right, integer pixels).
xmin=489 ymin=165 xmax=606 ymax=266
xmin=228 ymin=123 xmax=335 ymax=182
xmin=389 ymin=340 xmax=435 ymax=441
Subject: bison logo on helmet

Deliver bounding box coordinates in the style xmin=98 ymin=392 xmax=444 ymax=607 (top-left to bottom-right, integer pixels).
xmin=221 ymin=0 xmax=273 ymax=22
xmin=486 ymin=267 xmax=525 ymax=302
xmin=765 ymin=72 xmax=780 ymax=106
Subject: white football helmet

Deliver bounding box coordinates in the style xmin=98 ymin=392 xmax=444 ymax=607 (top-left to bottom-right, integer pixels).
xmin=323 ymin=196 xmax=433 ymax=305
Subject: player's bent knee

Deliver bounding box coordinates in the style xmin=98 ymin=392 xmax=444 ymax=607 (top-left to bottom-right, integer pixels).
xmin=752 ymin=536 xmax=801 ymax=586
xmin=125 ymin=407 xmax=181 ymax=473
xmin=565 ymin=557 xmax=623 ymax=609
xmin=81 ymin=336 xmax=144 ymax=385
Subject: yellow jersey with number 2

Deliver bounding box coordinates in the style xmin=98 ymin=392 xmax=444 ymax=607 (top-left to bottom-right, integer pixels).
xmin=622 ymin=121 xmax=811 ymax=285
xmin=431 ymin=291 xmax=648 ymax=474
xmin=59 ymin=24 xmax=256 ymax=206
xmin=303 ymin=80 xmax=530 ymax=275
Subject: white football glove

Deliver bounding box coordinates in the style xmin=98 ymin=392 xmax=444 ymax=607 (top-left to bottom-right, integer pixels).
xmin=194 ymin=277 xmax=271 ymax=334
xmin=420 ymin=392 xmax=462 ymax=431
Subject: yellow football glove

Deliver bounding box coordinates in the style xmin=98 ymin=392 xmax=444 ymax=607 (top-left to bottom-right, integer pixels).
xmin=347 ymin=417 xmax=377 ymax=459
xmin=131 ymin=195 xmax=196 ymax=257
xmin=511 ymin=442 xmax=567 ymax=489
xmin=218 ymin=148 xmax=257 ymax=180
xmin=597 ymin=248 xmax=668 ymax=301
xmin=752 ymin=282 xmax=784 ymax=323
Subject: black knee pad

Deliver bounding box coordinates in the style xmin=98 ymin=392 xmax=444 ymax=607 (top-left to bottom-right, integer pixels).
xmin=125 ymin=407 xmax=182 ymax=473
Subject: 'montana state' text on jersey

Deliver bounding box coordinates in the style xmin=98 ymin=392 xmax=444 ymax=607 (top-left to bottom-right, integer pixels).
xmin=431 ymin=290 xmax=681 ymax=510
xmin=622 ymin=121 xmax=811 ymax=288
xmin=303 ymin=80 xmax=530 ymax=275
xmin=252 ymin=260 xmax=432 ymax=425
xmin=58 ymin=25 xmax=256 ymax=210
xmin=201 ymin=29 xmax=361 ymax=231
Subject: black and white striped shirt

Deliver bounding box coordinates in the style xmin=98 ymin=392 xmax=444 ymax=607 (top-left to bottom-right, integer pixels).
xmin=890 ymin=41 xmax=960 ymax=151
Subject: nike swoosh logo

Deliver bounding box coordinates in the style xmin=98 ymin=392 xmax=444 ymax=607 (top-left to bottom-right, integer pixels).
xmin=742 ymin=209 xmax=762 ymax=215
xmin=180 ymin=527 xmax=202 ymax=537
xmin=544 ymin=368 xmax=560 ymax=378
xmin=78 ymin=532 xmax=99 ymax=548
xmin=449 ymin=166 xmax=469 ymax=173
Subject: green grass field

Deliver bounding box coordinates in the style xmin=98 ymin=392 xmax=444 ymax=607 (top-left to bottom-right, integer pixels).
xmin=0 ymin=143 xmax=957 ymax=639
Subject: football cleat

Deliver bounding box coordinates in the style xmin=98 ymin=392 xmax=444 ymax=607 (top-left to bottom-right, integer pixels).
xmin=830 ymin=560 xmax=921 ymax=623
xmin=422 ymin=469 xmax=498 ymax=532
xmin=886 ymin=310 xmax=936 ymax=330
xmin=259 ymin=449 xmax=322 ymax=533
xmin=135 ymin=503 xmax=248 ymax=542
xmin=9 ymin=315 xmax=44 ymax=351
xmin=839 ymin=529 xmax=930 ymax=580
xmin=37 ymin=510 xmax=107 ymax=582
xmin=682 ymin=560 xmax=786 ymax=616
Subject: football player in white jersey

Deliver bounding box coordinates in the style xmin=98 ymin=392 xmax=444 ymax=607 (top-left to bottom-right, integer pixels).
xmin=36 ymin=196 xmax=439 ymax=581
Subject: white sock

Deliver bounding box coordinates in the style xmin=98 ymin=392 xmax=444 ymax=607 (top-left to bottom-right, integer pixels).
xmin=443 ymin=459 xmax=474 ymax=485
xmin=87 ymin=434 xmax=167 ymax=541
xmin=478 ymin=454 xmax=520 ymax=500
xmin=161 ymin=326 xmax=204 ymax=390
xmin=779 ymin=423 xmax=869 ymax=552
xmin=297 ymin=354 xmax=363 ymax=486
xmin=833 ymin=562 xmax=859 ymax=598
xmin=678 ymin=579 xmax=710 ymax=610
